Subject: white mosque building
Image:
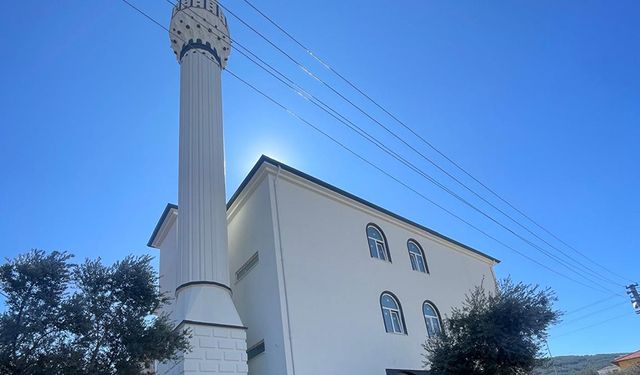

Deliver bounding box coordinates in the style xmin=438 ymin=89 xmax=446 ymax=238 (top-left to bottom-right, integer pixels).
xmin=149 ymin=1 xmax=499 ymax=374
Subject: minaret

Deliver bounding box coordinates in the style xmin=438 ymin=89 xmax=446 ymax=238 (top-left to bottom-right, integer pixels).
xmin=162 ymin=1 xmax=247 ymax=374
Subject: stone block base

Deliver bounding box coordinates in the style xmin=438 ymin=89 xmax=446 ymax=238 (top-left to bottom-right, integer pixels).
xmin=158 ymin=323 xmax=248 ymax=374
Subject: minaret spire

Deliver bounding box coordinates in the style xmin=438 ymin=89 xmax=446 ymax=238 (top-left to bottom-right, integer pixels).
xmin=160 ymin=1 xmax=248 ymax=374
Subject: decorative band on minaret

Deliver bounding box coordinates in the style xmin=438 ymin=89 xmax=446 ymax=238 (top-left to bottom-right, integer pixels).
xmin=170 ymin=0 xmax=231 ymax=66
xmin=162 ymin=2 xmax=247 ymax=374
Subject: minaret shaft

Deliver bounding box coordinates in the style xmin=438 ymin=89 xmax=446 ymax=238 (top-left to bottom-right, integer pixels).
xmin=160 ymin=3 xmax=247 ymax=374
xmin=178 ymin=51 xmax=229 ymax=286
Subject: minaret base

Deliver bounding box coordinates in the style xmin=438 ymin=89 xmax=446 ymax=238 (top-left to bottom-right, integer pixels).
xmin=158 ymin=323 xmax=248 ymax=375
xmin=174 ymin=285 xmax=244 ymax=326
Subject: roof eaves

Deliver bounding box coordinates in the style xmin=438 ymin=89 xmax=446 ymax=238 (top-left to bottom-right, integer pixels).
xmin=240 ymin=155 xmax=500 ymax=264
xmin=147 ymin=203 xmax=178 ymax=248
xmin=149 ymin=155 xmax=500 ymax=264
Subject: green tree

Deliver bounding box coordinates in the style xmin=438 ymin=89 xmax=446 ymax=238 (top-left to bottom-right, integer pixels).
xmin=0 ymin=250 xmax=190 ymax=375
xmin=424 ymin=278 xmax=560 ymax=375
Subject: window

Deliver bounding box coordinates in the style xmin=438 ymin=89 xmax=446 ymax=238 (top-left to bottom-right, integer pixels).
xmin=423 ymin=301 xmax=442 ymax=338
xmin=367 ymin=224 xmax=391 ymax=261
xmin=407 ymin=240 xmax=428 ymax=273
xmin=380 ymin=292 xmax=406 ymax=334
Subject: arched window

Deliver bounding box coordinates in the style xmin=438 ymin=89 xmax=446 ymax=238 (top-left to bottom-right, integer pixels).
xmin=407 ymin=240 xmax=428 ymax=273
xmin=367 ymin=224 xmax=390 ymax=262
xmin=423 ymin=301 xmax=442 ymax=338
xmin=380 ymin=292 xmax=406 ymax=334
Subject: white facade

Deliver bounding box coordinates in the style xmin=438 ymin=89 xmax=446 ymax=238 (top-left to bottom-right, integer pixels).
xmin=150 ymin=156 xmax=499 ymax=375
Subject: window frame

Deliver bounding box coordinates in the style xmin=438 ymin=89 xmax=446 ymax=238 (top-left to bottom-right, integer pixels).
xmin=366 ymin=223 xmax=392 ymax=262
xmin=407 ymin=239 xmax=429 ymax=274
xmin=422 ymin=300 xmax=443 ymax=339
xmin=380 ymin=291 xmax=407 ymax=335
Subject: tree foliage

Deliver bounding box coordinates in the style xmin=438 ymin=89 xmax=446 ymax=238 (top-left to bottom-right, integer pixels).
xmin=0 ymin=250 xmax=190 ymax=375
xmin=424 ymin=278 xmax=560 ymax=375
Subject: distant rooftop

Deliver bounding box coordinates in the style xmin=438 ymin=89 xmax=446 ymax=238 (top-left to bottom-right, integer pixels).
xmin=613 ymin=350 xmax=640 ymax=365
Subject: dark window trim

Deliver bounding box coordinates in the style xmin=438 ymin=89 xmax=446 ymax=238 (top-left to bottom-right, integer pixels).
xmin=423 ymin=300 xmax=443 ymax=322
xmin=407 ymin=239 xmax=429 ymax=274
xmin=422 ymin=300 xmax=444 ymax=336
xmin=366 ymin=223 xmax=392 ymax=263
xmin=380 ymin=291 xmax=408 ymax=335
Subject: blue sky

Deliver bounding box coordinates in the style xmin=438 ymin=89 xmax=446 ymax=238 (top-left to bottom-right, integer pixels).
xmin=1 ymin=0 xmax=638 ymax=356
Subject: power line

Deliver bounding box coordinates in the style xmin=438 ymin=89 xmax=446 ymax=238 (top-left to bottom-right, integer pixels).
xmin=119 ymin=0 xmax=621 ymax=296
xmin=565 ymin=295 xmax=626 ymax=316
xmin=216 ymin=0 xmax=628 ymax=290
xmin=560 ymin=301 xmax=629 ymax=327
xmin=554 ymin=313 xmax=630 ymax=338
xmin=222 ymin=69 xmax=619 ymax=295
xmin=126 ymin=0 xmax=619 ymax=296
xmin=231 ymin=0 xmax=634 ymax=286
xmin=163 ymin=0 xmax=624 ymax=295
xmin=236 ymin=0 xmax=634 ymax=286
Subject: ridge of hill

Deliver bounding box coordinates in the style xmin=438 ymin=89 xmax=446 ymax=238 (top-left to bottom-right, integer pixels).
xmin=533 ymin=353 xmax=625 ymax=375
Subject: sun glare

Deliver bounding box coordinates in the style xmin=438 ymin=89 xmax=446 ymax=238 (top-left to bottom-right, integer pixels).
xmin=243 ymin=138 xmax=297 ymax=172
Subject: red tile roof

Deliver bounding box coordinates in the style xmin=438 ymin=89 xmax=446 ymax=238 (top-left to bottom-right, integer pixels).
xmin=613 ymin=350 xmax=640 ymax=364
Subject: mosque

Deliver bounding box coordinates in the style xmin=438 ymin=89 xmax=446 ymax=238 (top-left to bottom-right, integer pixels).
xmin=150 ymin=1 xmax=499 ymax=374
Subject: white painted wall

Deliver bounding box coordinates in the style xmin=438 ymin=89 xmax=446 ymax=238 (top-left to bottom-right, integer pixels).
xmin=158 ymin=215 xmax=178 ymax=311
xmin=155 ymin=214 xmax=179 ymax=374
xmin=227 ymin=172 xmax=290 ymax=375
xmin=269 ymin=165 xmax=497 ymax=375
